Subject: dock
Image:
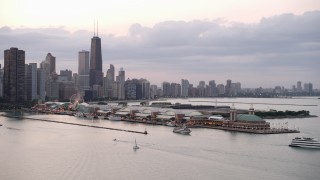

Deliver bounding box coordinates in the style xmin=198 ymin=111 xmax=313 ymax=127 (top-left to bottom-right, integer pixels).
xmin=1 ymin=114 xmax=148 ymax=135
xmin=192 ymin=125 xmax=300 ymax=134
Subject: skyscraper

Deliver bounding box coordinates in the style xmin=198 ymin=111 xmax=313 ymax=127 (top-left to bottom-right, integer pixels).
xmin=46 ymin=53 xmax=56 ymax=74
xmin=78 ymin=50 xmax=90 ymax=91
xmin=117 ymin=67 xmax=125 ymax=99
xmin=25 ymin=63 xmax=38 ymax=101
xmin=4 ymin=47 xmax=25 ymax=102
xmin=103 ymin=64 xmax=115 ymax=98
xmin=89 ymin=32 xmax=103 ymax=87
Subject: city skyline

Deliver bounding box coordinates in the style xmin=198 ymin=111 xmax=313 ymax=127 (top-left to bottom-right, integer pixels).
xmin=0 ymin=1 xmax=319 ymax=88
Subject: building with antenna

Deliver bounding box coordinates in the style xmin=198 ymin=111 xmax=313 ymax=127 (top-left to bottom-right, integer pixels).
xmin=89 ymin=20 xmax=103 ymax=87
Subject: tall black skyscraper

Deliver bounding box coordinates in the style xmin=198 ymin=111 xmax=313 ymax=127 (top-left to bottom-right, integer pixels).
xmin=3 ymin=47 xmax=25 ymax=102
xmin=89 ymin=25 xmax=103 ymax=87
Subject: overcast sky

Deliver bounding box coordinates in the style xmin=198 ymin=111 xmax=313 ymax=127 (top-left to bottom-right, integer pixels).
xmin=0 ymin=0 xmax=319 ymax=88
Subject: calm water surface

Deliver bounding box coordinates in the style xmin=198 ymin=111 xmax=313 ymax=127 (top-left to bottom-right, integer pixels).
xmin=0 ymin=97 xmax=319 ymax=180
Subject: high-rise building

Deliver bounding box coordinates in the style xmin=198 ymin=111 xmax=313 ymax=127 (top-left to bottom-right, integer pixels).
xmin=116 ymin=68 xmax=125 ymax=99
xmin=103 ymin=64 xmax=115 ymax=98
xmin=140 ymin=79 xmax=150 ymax=99
xmin=60 ymin=69 xmax=72 ymax=81
xmin=4 ymin=47 xmax=25 ymax=102
xmin=208 ymin=80 xmax=216 ymax=97
xmin=162 ymin=82 xmax=171 ymax=97
xmin=46 ymin=53 xmax=56 ymax=74
xmin=37 ymin=68 xmax=46 ymax=100
xmin=170 ymin=83 xmax=181 ymax=98
xmin=25 ymin=63 xmax=38 ymax=101
xmin=225 ymin=79 xmax=232 ymax=96
xmin=0 ymin=64 xmax=4 ymax=97
xmin=78 ymin=50 xmax=90 ymax=91
xmin=89 ymin=33 xmax=103 ymax=87
xmin=181 ymin=79 xmax=189 ymax=97
xmin=217 ymin=84 xmax=225 ymax=95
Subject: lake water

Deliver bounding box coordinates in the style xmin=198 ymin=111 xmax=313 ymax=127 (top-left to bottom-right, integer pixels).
xmin=0 ymin=97 xmax=320 ymax=180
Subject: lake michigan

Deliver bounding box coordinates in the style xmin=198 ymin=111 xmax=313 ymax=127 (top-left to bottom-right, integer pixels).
xmin=0 ymin=97 xmax=319 ymax=180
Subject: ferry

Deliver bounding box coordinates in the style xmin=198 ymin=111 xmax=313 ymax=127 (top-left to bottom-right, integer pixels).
xmin=173 ymin=124 xmax=191 ymax=135
xmin=289 ymin=137 xmax=320 ymax=149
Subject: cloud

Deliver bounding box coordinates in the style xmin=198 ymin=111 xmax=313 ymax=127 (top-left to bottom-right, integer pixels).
xmin=0 ymin=11 xmax=319 ymax=88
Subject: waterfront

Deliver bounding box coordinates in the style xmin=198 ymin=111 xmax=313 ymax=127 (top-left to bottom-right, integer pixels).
xmin=0 ymin=97 xmax=320 ymax=180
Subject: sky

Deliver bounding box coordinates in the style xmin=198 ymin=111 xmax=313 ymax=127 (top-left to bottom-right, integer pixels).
xmin=0 ymin=0 xmax=320 ymax=88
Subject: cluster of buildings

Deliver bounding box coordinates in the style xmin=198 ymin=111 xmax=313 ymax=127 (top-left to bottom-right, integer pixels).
xmin=0 ymin=29 xmax=317 ymax=103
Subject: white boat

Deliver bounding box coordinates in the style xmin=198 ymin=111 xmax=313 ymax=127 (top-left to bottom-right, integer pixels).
xmin=289 ymin=137 xmax=320 ymax=149
xmin=166 ymin=121 xmax=176 ymax=127
xmin=133 ymin=138 xmax=139 ymax=150
xmin=173 ymin=124 xmax=191 ymax=135
xmin=108 ymin=115 xmax=122 ymax=121
xmin=98 ymin=115 xmax=105 ymax=120
xmin=209 ymin=115 xmax=224 ymax=120
xmin=74 ymin=112 xmax=84 ymax=117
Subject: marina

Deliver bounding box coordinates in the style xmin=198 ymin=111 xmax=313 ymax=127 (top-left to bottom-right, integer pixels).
xmin=0 ymin=97 xmax=319 ymax=180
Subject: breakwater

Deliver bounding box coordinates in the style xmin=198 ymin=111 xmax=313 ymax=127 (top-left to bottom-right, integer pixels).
xmin=1 ymin=114 xmax=148 ymax=135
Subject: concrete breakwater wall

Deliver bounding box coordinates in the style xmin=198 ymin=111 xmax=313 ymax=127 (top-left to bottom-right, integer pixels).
xmin=1 ymin=114 xmax=148 ymax=135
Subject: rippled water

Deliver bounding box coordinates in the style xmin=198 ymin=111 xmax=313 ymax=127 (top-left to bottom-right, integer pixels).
xmin=0 ymin=97 xmax=319 ymax=180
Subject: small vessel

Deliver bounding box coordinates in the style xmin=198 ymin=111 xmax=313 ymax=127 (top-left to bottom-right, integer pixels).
xmin=209 ymin=115 xmax=224 ymax=120
xmin=97 ymin=115 xmax=105 ymax=120
xmin=74 ymin=112 xmax=84 ymax=117
xmin=108 ymin=115 xmax=122 ymax=121
xmin=166 ymin=121 xmax=176 ymax=127
xmin=133 ymin=138 xmax=139 ymax=150
xmin=173 ymin=124 xmax=191 ymax=135
xmin=289 ymin=137 xmax=320 ymax=149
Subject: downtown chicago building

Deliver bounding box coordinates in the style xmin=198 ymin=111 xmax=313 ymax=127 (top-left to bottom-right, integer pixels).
xmin=3 ymin=47 xmax=25 ymax=102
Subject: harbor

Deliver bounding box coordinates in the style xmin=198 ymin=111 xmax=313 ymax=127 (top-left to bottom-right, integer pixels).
xmin=1 ymin=97 xmax=319 ymax=180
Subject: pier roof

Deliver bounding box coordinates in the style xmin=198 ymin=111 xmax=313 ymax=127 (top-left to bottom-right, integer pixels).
xmin=236 ymin=114 xmax=264 ymax=122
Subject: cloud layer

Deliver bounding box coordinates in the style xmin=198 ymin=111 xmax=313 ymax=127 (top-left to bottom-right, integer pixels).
xmin=1 ymin=11 xmax=319 ymax=88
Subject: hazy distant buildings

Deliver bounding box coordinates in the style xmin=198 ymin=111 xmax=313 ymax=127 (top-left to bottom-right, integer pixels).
xmin=297 ymin=81 xmax=302 ymax=92
xmin=162 ymin=82 xmax=171 ymax=97
xmin=217 ymin=84 xmax=225 ymax=96
xmin=208 ymin=80 xmax=217 ymax=97
xmin=89 ymin=34 xmax=103 ymax=87
xmin=60 ymin=69 xmax=72 ymax=81
xmin=141 ymin=79 xmax=150 ymax=99
xmin=181 ymin=79 xmax=189 ymax=97
xmin=78 ymin=50 xmax=90 ymax=92
xmin=304 ymin=83 xmax=313 ymax=94
xmin=4 ymin=47 xmax=25 ymax=102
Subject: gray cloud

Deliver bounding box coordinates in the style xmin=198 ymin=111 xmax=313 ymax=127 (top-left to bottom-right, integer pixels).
xmin=0 ymin=11 xmax=319 ymax=88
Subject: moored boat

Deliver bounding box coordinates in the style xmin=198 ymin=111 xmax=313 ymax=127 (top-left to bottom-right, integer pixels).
xmin=289 ymin=137 xmax=320 ymax=149
xmin=173 ymin=124 xmax=191 ymax=135
xmin=166 ymin=121 xmax=176 ymax=127
xmin=108 ymin=115 xmax=122 ymax=121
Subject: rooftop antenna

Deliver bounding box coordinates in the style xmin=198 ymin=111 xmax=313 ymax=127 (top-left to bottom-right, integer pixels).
xmin=97 ymin=19 xmax=99 ymax=36
xmin=94 ymin=20 xmax=96 ymax=36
